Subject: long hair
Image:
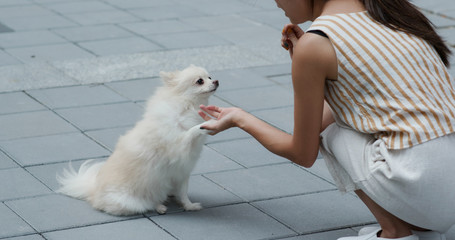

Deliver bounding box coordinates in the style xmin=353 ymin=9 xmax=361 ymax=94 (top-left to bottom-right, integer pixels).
xmin=361 ymin=0 xmax=452 ymax=67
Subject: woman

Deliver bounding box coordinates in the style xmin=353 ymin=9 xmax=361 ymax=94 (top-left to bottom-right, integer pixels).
xmin=199 ymin=0 xmax=455 ymax=239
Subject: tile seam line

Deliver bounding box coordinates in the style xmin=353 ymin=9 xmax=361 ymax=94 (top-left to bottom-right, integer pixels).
xmin=32 ymin=0 xmax=82 ymax=28
xmin=23 ymin=92 xmax=116 ymax=153
xmin=28 ymin=215 xmax=146 ymax=237
xmin=21 ymin=156 xmax=110 ymax=168
xmin=146 ymin=217 xmax=180 ymax=240
xmin=2 ymin=201 xmax=40 ymax=237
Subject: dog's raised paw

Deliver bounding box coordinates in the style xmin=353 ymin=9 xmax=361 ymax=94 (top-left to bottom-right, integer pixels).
xmin=184 ymin=202 xmax=202 ymax=211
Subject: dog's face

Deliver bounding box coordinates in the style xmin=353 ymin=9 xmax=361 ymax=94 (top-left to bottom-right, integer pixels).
xmin=160 ymin=65 xmax=219 ymax=99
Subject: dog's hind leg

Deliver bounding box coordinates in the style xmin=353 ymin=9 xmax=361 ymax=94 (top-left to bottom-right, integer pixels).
xmin=92 ymin=190 xmax=153 ymax=216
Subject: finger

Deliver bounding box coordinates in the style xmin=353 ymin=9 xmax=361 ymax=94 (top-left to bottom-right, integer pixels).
xmin=204 ymin=105 xmax=221 ymax=118
xmin=206 ymin=105 xmax=221 ymax=112
xmin=290 ymin=25 xmax=304 ymax=38
xmin=281 ymin=24 xmax=294 ymax=35
xmin=200 ymin=122 xmax=218 ymax=134
xmin=287 ymin=29 xmax=298 ymax=46
xmin=198 ymin=110 xmax=212 ymax=121
xmin=199 ymin=105 xmax=219 ymax=118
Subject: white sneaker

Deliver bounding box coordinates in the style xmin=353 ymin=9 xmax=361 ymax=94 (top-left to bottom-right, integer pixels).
xmin=358 ymin=226 xmax=446 ymax=240
xmin=337 ymin=228 xmax=419 ymax=240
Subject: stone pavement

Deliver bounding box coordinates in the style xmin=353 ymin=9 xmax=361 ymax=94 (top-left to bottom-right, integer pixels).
xmin=0 ymin=0 xmax=454 ymax=239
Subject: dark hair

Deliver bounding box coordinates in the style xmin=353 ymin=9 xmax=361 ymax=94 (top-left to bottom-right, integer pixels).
xmin=361 ymin=0 xmax=452 ymax=67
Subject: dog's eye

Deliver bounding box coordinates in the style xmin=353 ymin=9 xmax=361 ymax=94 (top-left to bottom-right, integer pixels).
xmin=208 ymin=77 xmax=211 ymax=79
xmin=196 ymin=78 xmax=204 ymax=85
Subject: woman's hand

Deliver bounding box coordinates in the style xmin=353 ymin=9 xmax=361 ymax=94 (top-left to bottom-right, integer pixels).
xmin=198 ymin=105 xmax=245 ymax=135
xmin=281 ymin=24 xmax=305 ymax=58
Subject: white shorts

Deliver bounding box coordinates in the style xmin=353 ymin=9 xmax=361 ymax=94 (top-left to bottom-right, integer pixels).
xmin=319 ymin=121 xmax=455 ymax=232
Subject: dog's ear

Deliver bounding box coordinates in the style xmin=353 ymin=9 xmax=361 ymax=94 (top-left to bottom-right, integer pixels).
xmin=159 ymin=70 xmax=179 ymax=86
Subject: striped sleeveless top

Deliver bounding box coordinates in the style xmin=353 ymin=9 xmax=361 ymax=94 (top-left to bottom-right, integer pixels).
xmin=308 ymin=11 xmax=455 ymax=149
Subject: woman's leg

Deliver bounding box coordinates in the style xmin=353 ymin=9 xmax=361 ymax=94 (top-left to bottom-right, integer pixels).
xmin=355 ymin=190 xmax=413 ymax=238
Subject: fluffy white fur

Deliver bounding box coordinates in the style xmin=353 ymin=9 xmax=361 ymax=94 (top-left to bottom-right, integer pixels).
xmin=57 ymin=65 xmax=218 ymax=216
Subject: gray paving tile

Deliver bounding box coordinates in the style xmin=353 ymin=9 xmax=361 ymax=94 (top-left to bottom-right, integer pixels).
xmin=208 ymin=95 xmax=233 ymax=108
xmin=280 ymin=229 xmax=358 ymax=240
xmin=65 ymin=10 xmax=140 ymax=25
xmin=34 ymin=0 xmax=96 ymax=3
xmin=85 ymin=126 xmax=131 ymax=151
xmin=187 ymin=175 xmax=244 ymax=208
xmin=216 ymin=85 xmax=293 ymax=112
xmin=0 ymin=203 xmax=36 ymax=239
xmin=6 ymin=43 xmax=94 ymax=63
xmin=103 ymin=0 xmax=174 ymax=9
xmin=253 ymin=106 xmax=294 ymax=133
xmin=249 ymin=63 xmax=292 ymax=77
xmin=205 ymin=164 xmax=335 ymax=201
xmin=181 ymin=14 xmax=260 ymax=31
xmin=242 ymin=40 xmax=292 ymax=65
xmin=78 ymin=37 xmax=162 ymax=56
xmin=425 ymin=13 xmax=455 ymax=28
xmin=55 ymin=102 xmax=143 ymax=131
xmin=50 ymin=45 xmax=270 ymax=84
xmin=0 ymin=30 xmax=66 ymax=48
xmin=240 ymin=9 xmax=290 ymax=31
xmin=0 ymin=168 xmax=51 ymax=201
xmin=0 ymin=22 xmax=13 ymax=33
xmin=52 ymin=25 xmax=134 ymax=42
xmin=0 ymin=62 xmax=79 ymax=92
xmin=27 ymin=85 xmax=128 ymax=109
xmin=2 ymin=235 xmax=45 ymax=240
xmin=105 ymin=78 xmax=161 ymax=102
xmin=27 ymin=159 xmax=105 ymax=191
xmin=0 ymin=150 xmax=18 ymax=169
xmin=212 ymin=25 xmax=280 ymax=45
xmin=192 ymin=146 xmax=244 ymax=175
xmin=181 ymin=0 xmax=258 ymax=15
xmin=204 ymin=126 xmax=251 ymax=144
xmin=5 ymin=194 xmax=124 ymax=232
xmin=0 ymin=133 xmax=110 ymax=166
xmin=0 ymin=110 xmax=78 ymax=141
xmin=0 ymin=5 xmax=54 ymax=18
xmin=439 ymin=27 xmax=455 ymax=46
xmin=0 ymin=20 xmax=13 ymax=33
xmin=268 ymin=74 xmax=293 ymax=89
xmin=442 ymin=9 xmax=455 ymax=18
xmin=0 ymin=50 xmax=20 ymax=66
xmin=121 ymin=20 xmax=199 ymax=36
xmin=0 ymin=91 xmax=46 ymax=114
xmin=211 ymin=68 xmax=275 ymax=92
xmin=128 ymin=5 xmax=204 ymax=21
xmin=252 ymin=191 xmax=375 ymax=234
xmin=147 ymin=31 xmax=231 ymax=50
xmin=208 ymin=138 xmax=289 ymax=167
xmin=0 ymin=15 xmax=77 ymax=31
xmin=0 ymin=0 xmax=31 ymax=7
xmin=446 ymin=225 xmax=455 ymax=240
xmin=44 ymin=218 xmax=174 ymax=240
xmin=304 ymin=157 xmax=335 ymax=184
xmin=45 ymin=1 xmax=117 ymax=14
xmin=151 ymin=203 xmax=295 ymax=240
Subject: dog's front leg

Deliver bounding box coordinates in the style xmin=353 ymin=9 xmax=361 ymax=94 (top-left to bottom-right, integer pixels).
xmin=181 ymin=120 xmax=215 ymax=143
xmin=175 ymin=178 xmax=202 ymax=211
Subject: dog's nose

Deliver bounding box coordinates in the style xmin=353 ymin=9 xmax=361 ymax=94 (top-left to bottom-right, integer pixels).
xmin=213 ymin=80 xmax=219 ymax=87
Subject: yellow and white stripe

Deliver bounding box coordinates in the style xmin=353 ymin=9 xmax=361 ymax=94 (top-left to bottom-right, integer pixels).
xmin=308 ymin=11 xmax=455 ymax=149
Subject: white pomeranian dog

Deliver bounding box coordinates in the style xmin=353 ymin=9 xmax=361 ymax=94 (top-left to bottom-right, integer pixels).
xmin=57 ymin=65 xmax=218 ymax=216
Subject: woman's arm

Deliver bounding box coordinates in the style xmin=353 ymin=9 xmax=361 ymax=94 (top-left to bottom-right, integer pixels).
xmin=200 ymin=32 xmax=336 ymax=168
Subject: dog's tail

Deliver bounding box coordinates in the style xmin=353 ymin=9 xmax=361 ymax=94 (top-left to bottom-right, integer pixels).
xmin=56 ymin=160 xmax=104 ymax=200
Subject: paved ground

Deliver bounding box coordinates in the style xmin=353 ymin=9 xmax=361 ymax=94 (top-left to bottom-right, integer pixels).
xmin=0 ymin=0 xmax=454 ymax=239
